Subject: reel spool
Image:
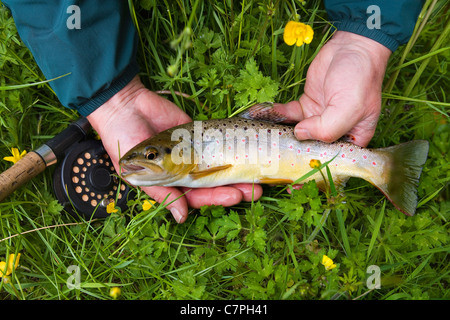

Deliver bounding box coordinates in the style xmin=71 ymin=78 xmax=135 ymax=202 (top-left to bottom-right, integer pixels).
xmin=53 ymin=139 xmax=133 ymax=219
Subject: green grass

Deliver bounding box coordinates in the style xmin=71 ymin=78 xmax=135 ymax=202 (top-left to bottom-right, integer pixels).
xmin=0 ymin=0 xmax=448 ymax=300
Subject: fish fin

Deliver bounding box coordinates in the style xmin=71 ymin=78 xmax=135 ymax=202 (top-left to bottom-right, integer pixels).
xmin=259 ymin=177 xmax=294 ymax=184
xmin=316 ymin=177 xmax=348 ymax=193
xmin=238 ymin=102 xmax=287 ymax=123
xmin=190 ymin=164 xmax=232 ymax=179
xmin=372 ymin=140 xmax=429 ymax=216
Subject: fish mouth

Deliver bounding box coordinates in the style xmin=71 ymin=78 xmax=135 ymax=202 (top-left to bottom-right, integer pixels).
xmin=120 ymin=160 xmax=165 ymax=178
xmin=120 ymin=163 xmax=147 ymax=177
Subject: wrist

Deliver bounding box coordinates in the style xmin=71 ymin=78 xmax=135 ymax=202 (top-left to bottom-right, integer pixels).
xmin=331 ymin=31 xmax=391 ymax=64
xmin=86 ymin=75 xmax=146 ymax=134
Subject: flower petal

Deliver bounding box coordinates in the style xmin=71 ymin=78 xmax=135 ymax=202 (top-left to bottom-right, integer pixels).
xmin=0 ymin=261 xmax=6 ymax=277
xmin=296 ymin=36 xmax=304 ymax=46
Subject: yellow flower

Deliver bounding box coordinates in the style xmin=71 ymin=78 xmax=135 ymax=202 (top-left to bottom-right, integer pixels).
xmin=109 ymin=286 xmax=121 ymax=299
xmin=142 ymin=199 xmax=156 ymax=211
xmin=106 ymin=201 xmax=118 ymax=214
xmin=309 ymin=159 xmax=321 ymax=169
xmin=3 ymin=148 xmax=27 ymax=164
xmin=283 ymin=21 xmax=314 ymax=47
xmin=0 ymin=253 xmax=21 ymax=278
xmin=321 ymin=254 xmax=337 ymax=271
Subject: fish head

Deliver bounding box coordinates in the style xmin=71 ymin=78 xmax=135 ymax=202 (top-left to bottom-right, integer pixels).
xmin=119 ymin=134 xmax=196 ymax=186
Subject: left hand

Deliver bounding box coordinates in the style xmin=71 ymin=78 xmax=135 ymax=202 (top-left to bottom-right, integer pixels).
xmin=87 ymin=76 xmax=263 ymax=223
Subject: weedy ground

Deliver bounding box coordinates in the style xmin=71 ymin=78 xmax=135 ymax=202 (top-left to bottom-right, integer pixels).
xmin=0 ymin=0 xmax=448 ymax=300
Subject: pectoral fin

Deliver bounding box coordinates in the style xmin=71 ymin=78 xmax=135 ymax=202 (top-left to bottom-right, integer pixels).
xmin=190 ymin=164 xmax=232 ymax=180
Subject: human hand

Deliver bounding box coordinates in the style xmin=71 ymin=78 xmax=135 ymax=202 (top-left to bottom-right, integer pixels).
xmin=275 ymin=31 xmax=391 ymax=147
xmin=87 ymin=76 xmax=262 ymax=223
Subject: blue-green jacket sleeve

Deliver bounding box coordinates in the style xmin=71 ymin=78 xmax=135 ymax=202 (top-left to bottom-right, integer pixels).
xmin=324 ymin=0 xmax=425 ymax=52
xmin=3 ymin=0 xmax=139 ymax=116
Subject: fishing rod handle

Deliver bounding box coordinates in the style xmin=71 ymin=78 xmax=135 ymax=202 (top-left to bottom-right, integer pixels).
xmin=0 ymin=151 xmax=46 ymax=202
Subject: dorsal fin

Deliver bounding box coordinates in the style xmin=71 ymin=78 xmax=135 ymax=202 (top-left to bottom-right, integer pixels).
xmin=238 ymin=102 xmax=287 ymax=123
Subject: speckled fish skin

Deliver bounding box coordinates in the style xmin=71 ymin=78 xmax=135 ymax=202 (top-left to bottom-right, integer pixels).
xmin=119 ymin=114 xmax=429 ymax=216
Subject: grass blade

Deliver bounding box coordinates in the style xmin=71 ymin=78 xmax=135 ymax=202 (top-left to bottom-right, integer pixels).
xmin=366 ymin=200 xmax=386 ymax=262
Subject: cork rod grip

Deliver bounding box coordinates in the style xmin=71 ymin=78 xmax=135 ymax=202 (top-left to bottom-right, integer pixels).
xmin=0 ymin=152 xmax=46 ymax=202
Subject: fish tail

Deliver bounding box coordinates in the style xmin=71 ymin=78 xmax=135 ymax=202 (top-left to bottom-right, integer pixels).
xmin=373 ymin=140 xmax=429 ymax=216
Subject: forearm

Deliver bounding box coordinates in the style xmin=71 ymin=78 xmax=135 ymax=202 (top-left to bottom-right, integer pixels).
xmin=3 ymin=0 xmax=139 ymax=116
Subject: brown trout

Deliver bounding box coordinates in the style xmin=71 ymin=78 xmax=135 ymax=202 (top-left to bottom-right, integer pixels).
xmin=119 ymin=105 xmax=429 ymax=216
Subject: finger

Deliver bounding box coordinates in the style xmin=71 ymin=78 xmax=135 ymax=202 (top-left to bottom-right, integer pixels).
xmin=294 ymin=105 xmax=360 ymax=143
xmin=180 ymin=186 xmax=244 ymax=209
xmin=345 ymin=118 xmax=379 ymax=147
xmin=272 ymin=101 xmax=305 ymax=123
xmin=141 ymin=186 xmax=189 ymax=223
xmin=286 ymin=184 xmax=303 ymax=194
xmin=228 ymin=183 xmax=263 ymax=202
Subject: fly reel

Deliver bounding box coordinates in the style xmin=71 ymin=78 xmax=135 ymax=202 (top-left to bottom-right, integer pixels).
xmin=53 ymin=139 xmax=133 ymax=219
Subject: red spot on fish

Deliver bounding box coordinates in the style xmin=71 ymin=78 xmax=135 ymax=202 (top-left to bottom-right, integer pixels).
xmin=279 ymin=132 xmax=282 ymax=135
xmin=242 ymin=138 xmax=246 ymax=142
xmin=268 ymin=160 xmax=272 ymax=164
xmin=297 ymin=149 xmax=301 ymax=154
xmin=350 ymin=148 xmax=353 ymax=152
xmin=259 ymin=147 xmax=262 ymax=151
xmin=363 ymin=155 xmax=367 ymax=159
xmin=228 ymin=146 xmax=232 ymax=150
xmin=306 ymin=148 xmax=310 ymax=152
xmin=273 ymin=143 xmax=277 ymax=147
xmin=291 ymin=163 xmax=294 ymax=166
xmin=255 ymin=134 xmax=259 ymax=138
xmin=341 ymin=154 xmax=345 ymax=158
xmin=352 ymin=159 xmax=356 ymax=163
xmin=320 ymin=154 xmax=323 ymax=157
xmin=278 ymin=154 xmax=281 ymax=159
xmin=289 ymin=145 xmax=293 ymax=149
xmin=372 ymin=161 xmax=376 ymax=166
xmin=236 ymin=155 xmax=239 ymax=160
xmin=340 ymin=144 xmax=343 ymax=148
xmin=216 ymin=140 xmax=219 ymax=144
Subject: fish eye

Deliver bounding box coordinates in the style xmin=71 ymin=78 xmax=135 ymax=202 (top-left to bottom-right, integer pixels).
xmin=144 ymin=150 xmax=158 ymax=160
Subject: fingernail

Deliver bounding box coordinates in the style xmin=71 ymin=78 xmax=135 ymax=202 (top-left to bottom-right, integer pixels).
xmin=170 ymin=208 xmax=183 ymax=223
xmin=295 ymin=128 xmax=312 ymax=140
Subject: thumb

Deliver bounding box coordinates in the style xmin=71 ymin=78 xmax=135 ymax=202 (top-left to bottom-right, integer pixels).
xmin=294 ymin=114 xmax=343 ymax=143
xmin=294 ymin=111 xmax=377 ymax=147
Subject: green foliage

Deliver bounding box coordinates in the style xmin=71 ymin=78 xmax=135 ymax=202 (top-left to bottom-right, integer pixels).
xmin=233 ymin=57 xmax=279 ymax=107
xmin=0 ymin=0 xmax=448 ymax=301
xmin=278 ymin=181 xmax=322 ymax=226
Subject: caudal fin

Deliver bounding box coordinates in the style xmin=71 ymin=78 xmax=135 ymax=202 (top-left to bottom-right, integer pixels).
xmin=375 ymin=140 xmax=429 ymax=216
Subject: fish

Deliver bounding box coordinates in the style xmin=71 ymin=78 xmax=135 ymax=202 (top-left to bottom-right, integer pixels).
xmin=119 ymin=104 xmax=429 ymax=216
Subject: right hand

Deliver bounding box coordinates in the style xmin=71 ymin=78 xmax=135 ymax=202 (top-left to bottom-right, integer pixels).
xmin=275 ymin=31 xmax=391 ymax=147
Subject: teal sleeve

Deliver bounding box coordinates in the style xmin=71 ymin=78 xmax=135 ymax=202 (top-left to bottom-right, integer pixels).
xmin=3 ymin=0 xmax=139 ymax=116
xmin=324 ymin=0 xmax=425 ymax=52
